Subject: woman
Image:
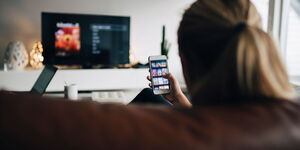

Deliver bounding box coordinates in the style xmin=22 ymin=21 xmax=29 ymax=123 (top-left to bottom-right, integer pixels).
xmin=1 ymin=0 xmax=299 ymax=149
xmin=137 ymin=0 xmax=296 ymax=107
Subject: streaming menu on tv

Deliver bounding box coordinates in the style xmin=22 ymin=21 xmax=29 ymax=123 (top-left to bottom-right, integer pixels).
xmin=90 ymin=24 xmax=127 ymax=55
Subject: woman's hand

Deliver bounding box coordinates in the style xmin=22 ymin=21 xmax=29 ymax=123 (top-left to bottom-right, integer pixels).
xmin=147 ymin=73 xmax=192 ymax=107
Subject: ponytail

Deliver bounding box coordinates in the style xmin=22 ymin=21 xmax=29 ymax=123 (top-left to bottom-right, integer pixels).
xmin=178 ymin=0 xmax=296 ymax=103
xmin=232 ymin=25 xmax=296 ymax=100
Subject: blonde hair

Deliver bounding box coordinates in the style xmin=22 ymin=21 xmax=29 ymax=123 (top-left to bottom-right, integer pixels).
xmin=178 ymin=0 xmax=296 ymax=103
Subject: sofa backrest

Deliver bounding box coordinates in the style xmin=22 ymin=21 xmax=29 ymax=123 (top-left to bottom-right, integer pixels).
xmin=1 ymin=91 xmax=300 ymax=150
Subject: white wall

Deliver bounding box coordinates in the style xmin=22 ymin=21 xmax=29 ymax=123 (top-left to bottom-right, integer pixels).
xmin=0 ymin=0 xmax=195 ymax=85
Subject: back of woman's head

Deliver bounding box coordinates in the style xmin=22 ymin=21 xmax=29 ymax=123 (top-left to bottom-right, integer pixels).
xmin=178 ymin=0 xmax=296 ymax=103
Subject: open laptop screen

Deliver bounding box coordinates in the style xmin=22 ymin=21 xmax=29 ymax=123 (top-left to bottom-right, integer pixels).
xmin=30 ymin=65 xmax=57 ymax=94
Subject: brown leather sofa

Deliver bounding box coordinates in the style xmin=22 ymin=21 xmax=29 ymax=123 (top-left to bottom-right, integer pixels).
xmin=1 ymin=91 xmax=300 ymax=150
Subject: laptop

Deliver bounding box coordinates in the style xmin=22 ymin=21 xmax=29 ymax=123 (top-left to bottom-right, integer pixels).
xmin=30 ymin=65 xmax=58 ymax=95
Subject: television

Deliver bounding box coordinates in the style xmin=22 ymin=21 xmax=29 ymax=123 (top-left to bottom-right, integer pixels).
xmin=42 ymin=12 xmax=130 ymax=67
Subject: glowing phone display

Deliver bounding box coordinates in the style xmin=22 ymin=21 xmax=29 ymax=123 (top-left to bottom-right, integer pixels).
xmin=149 ymin=55 xmax=170 ymax=95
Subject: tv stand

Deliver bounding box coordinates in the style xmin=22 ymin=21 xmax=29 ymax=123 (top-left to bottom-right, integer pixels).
xmin=0 ymin=68 xmax=148 ymax=92
xmin=53 ymin=64 xmax=126 ymax=70
xmin=82 ymin=64 xmax=93 ymax=69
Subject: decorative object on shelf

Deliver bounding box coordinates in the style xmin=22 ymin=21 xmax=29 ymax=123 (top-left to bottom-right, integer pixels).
xmin=129 ymin=49 xmax=139 ymax=64
xmin=3 ymin=63 xmax=8 ymax=72
xmin=4 ymin=41 xmax=28 ymax=70
xmin=30 ymin=41 xmax=44 ymax=69
xmin=161 ymin=25 xmax=171 ymax=57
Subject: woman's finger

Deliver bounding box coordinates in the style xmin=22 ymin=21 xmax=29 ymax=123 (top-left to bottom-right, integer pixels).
xmin=163 ymin=73 xmax=174 ymax=83
xmin=147 ymin=75 xmax=151 ymax=81
xmin=163 ymin=73 xmax=180 ymax=88
xmin=148 ymin=83 xmax=152 ymax=87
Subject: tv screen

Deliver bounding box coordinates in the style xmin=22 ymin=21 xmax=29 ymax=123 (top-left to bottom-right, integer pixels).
xmin=42 ymin=12 xmax=130 ymax=66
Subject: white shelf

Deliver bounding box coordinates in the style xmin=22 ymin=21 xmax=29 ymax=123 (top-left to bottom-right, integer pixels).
xmin=0 ymin=68 xmax=149 ymax=92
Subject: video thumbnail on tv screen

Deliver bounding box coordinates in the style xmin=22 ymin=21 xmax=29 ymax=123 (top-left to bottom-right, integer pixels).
xmin=55 ymin=22 xmax=81 ymax=56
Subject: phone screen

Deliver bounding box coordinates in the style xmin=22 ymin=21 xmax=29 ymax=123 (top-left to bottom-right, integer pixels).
xmin=150 ymin=59 xmax=170 ymax=93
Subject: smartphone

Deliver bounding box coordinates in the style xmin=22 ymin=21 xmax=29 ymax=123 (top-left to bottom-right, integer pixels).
xmin=148 ymin=55 xmax=171 ymax=95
